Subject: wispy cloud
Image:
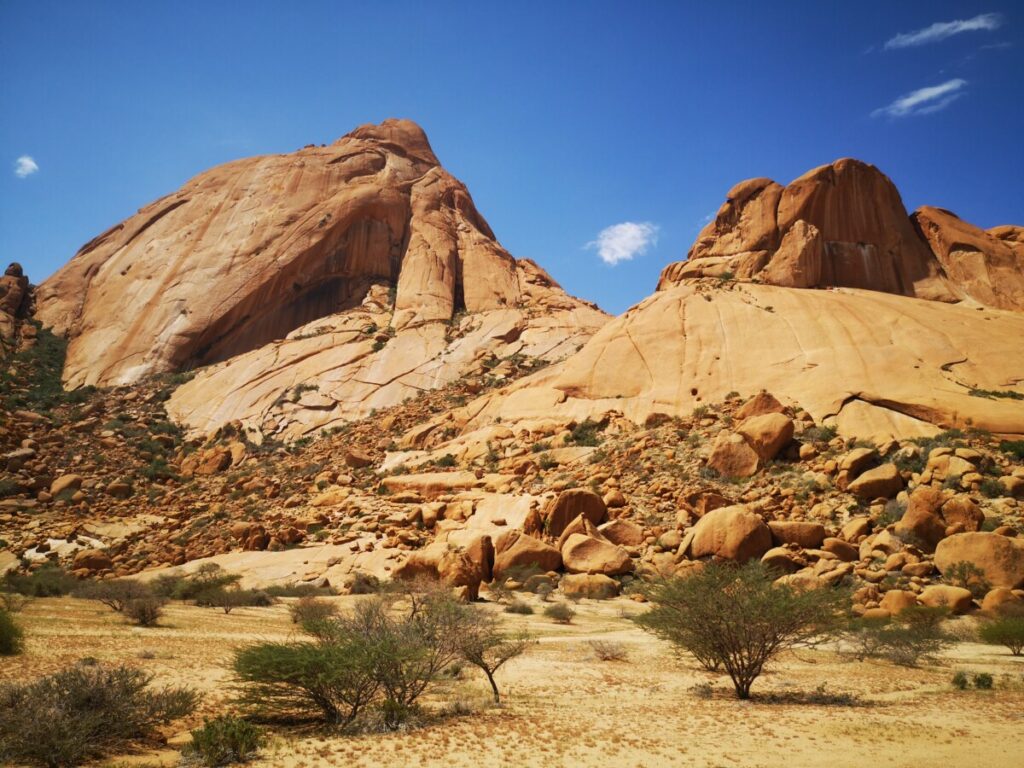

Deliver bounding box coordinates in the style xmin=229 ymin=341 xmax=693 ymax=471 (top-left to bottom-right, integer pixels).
xmin=885 ymin=13 xmax=1002 ymax=49
xmin=872 ymin=78 xmax=967 ymax=118
xmin=586 ymin=221 xmax=659 ymax=266
xmin=14 ymin=155 xmax=39 ymax=178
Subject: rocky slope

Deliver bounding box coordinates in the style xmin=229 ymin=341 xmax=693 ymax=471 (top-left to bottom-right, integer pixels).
xmin=35 ymin=119 xmax=607 ymax=439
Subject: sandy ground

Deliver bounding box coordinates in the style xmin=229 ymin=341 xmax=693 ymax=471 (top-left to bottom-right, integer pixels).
xmin=2 ymin=595 xmax=1023 ymax=768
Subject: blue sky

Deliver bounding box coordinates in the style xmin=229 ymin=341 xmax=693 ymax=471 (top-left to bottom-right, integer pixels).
xmin=1 ymin=1 xmax=1021 ymax=315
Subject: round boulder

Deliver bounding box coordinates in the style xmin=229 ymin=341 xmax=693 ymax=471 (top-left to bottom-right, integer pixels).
xmin=688 ymin=505 xmax=772 ymax=563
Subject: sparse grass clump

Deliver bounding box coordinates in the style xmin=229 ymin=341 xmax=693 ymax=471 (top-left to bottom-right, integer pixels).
xmin=185 ymin=715 xmax=265 ymax=766
xmin=544 ymin=602 xmax=576 ymax=624
xmin=0 ymin=662 xmax=198 ymax=767
xmin=587 ymin=639 xmax=628 ymax=661
xmin=504 ymin=600 xmax=534 ymax=615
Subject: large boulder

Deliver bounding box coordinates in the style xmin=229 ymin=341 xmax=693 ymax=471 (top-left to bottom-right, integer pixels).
xmin=598 ymin=519 xmax=645 ymax=547
xmin=918 ymin=585 xmax=974 ymax=615
xmin=736 ymin=412 xmax=794 ymax=462
xmin=767 ymin=521 xmax=826 ymax=549
xmin=559 ymin=573 xmax=621 ymax=599
xmin=72 ymin=548 xmax=113 ymax=572
xmin=934 ymin=533 xmax=1024 ymax=589
xmin=544 ymin=489 xmax=608 ymax=538
xmin=847 ymin=464 xmax=902 ymax=500
xmin=894 ymin=486 xmax=947 ymax=551
xmin=493 ymin=531 xmax=562 ymax=580
xmin=561 ymin=534 xmax=632 ymax=576
xmin=688 ymin=505 xmax=772 ymax=563
xmin=706 ymin=433 xmax=760 ymax=478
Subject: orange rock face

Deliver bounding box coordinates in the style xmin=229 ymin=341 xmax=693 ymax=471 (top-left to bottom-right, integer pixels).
xmin=658 ymin=158 xmax=1020 ymax=310
xmin=36 ymin=119 xmax=606 ymax=438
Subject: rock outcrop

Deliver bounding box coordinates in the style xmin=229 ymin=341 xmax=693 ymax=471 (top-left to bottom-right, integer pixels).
xmin=36 ymin=119 xmax=607 ymax=439
xmin=658 ymin=158 xmax=1023 ymax=311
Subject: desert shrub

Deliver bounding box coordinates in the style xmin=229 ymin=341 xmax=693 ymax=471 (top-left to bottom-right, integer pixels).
xmin=0 ymin=662 xmax=198 ymax=767
xmin=952 ymin=671 xmax=969 ymax=689
xmin=973 ymin=672 xmax=994 ymax=689
xmin=456 ymin=611 xmax=532 ymax=703
xmin=124 ymin=596 xmax=166 ymax=627
xmin=75 ymin=579 xmax=154 ymax=612
xmin=206 ymin=588 xmax=275 ymax=613
xmin=0 ymin=609 xmax=24 ymax=655
xmin=185 ymin=715 xmax=265 ymax=766
xmin=237 ymin=592 xmax=478 ymax=730
xmin=942 ymin=561 xmax=991 ymax=599
xmin=844 ymin=606 xmax=951 ymax=667
xmin=3 ymin=564 xmax=76 ymax=597
xmin=504 ymin=600 xmax=534 ymax=615
xmin=588 ymin=639 xmax=628 ymax=661
xmin=979 ymin=478 xmax=1006 ymax=499
xmin=875 ymin=499 xmax=906 ymax=528
xmin=169 ymin=564 xmax=243 ymax=603
xmin=263 ymin=582 xmax=333 ymax=598
xmin=999 ymin=439 xmax=1024 ymax=460
xmin=978 ymin=610 xmax=1024 ymax=656
xmin=348 ymin=571 xmax=382 ymax=594
xmin=569 ymin=418 xmax=603 ymax=447
xmin=290 ymin=596 xmax=338 ymax=626
xmin=0 ymin=590 xmax=31 ymax=613
xmin=636 ymin=561 xmax=845 ymax=698
xmin=544 ymin=602 xmax=576 ymax=624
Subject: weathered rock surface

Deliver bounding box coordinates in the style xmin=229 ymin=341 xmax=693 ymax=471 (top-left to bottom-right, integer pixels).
xmin=658 ymin=158 xmax=1017 ymax=309
xmin=37 ymin=119 xmax=606 ymax=439
xmin=935 ymin=532 xmax=1024 ymax=589
xmin=561 ymin=533 xmax=632 ymax=576
xmin=451 ymin=281 xmax=1024 ymax=442
xmin=687 ymin=505 xmax=772 ymax=562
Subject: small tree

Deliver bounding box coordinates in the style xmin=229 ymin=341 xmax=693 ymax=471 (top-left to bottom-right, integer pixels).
xmin=457 ymin=612 xmax=532 ymax=703
xmin=844 ymin=606 xmax=952 ymax=667
xmin=75 ymin=579 xmax=154 ymax=612
xmin=979 ymin=609 xmax=1024 ymax=656
xmin=636 ymin=562 xmax=845 ymax=699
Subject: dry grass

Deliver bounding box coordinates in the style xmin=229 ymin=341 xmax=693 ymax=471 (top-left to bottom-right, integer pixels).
xmin=2 ymin=594 xmax=1023 ymax=768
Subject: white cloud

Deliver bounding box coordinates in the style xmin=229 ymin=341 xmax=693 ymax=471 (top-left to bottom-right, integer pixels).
xmin=14 ymin=155 xmax=39 ymax=178
xmin=885 ymin=13 xmax=1002 ymax=49
xmin=586 ymin=221 xmax=659 ymax=266
xmin=871 ymin=78 xmax=967 ymax=118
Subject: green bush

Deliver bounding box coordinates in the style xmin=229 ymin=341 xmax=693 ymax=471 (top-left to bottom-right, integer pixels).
xmin=942 ymin=561 xmax=991 ymax=599
xmin=569 ymin=418 xmax=603 ymax=447
xmin=263 ymin=582 xmax=334 ymax=598
xmin=952 ymin=671 xmax=968 ymax=690
xmin=0 ymin=609 xmax=24 ymax=656
xmin=3 ymin=564 xmax=77 ymax=597
xmin=999 ymin=440 xmax=1024 ymax=460
xmin=124 ymin=596 xmax=166 ymax=627
xmin=543 ymin=602 xmax=576 ymax=624
xmin=185 ymin=715 xmax=265 ymax=766
xmin=973 ymin=672 xmax=994 ymax=690
xmin=206 ymin=588 xmax=275 ymax=613
xmin=0 ymin=662 xmax=198 ymax=767
xmin=289 ymin=596 xmax=338 ymax=626
xmin=978 ymin=611 xmax=1024 ymax=656
xmin=844 ymin=606 xmax=952 ymax=667
xmin=636 ymin=562 xmax=846 ymax=698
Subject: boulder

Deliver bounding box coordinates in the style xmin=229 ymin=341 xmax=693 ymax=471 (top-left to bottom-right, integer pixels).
xmin=50 ymin=474 xmax=83 ymax=497
xmin=559 ymin=573 xmax=621 ymax=599
xmin=344 ymin=448 xmax=375 ymax=469
xmin=879 ymin=589 xmax=918 ymax=616
xmin=981 ymin=587 xmax=1024 ymax=614
xmin=688 ymin=505 xmax=772 ymax=563
xmin=561 ymin=534 xmax=632 ymax=576
xmin=847 ymin=463 xmax=902 ymax=500
xmin=493 ymin=532 xmax=562 ymax=580
xmin=736 ymin=391 xmax=786 ymax=421
xmin=598 ymin=519 xmax=645 ymax=547
xmin=544 ymin=489 xmax=608 ymax=538
xmin=918 ymin=585 xmax=974 ymax=615
xmin=72 ymin=548 xmax=112 ymax=572
xmin=736 ymin=412 xmax=794 ymax=461
xmin=894 ymin=486 xmax=947 ymax=551
xmin=822 ymin=537 xmax=859 ymax=562
xmin=706 ymin=433 xmax=760 ymax=478
xmin=768 ymin=521 xmax=826 ymax=549
xmin=940 ymin=496 xmax=983 ymax=533
xmin=934 ymin=532 xmax=1024 ymax=589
